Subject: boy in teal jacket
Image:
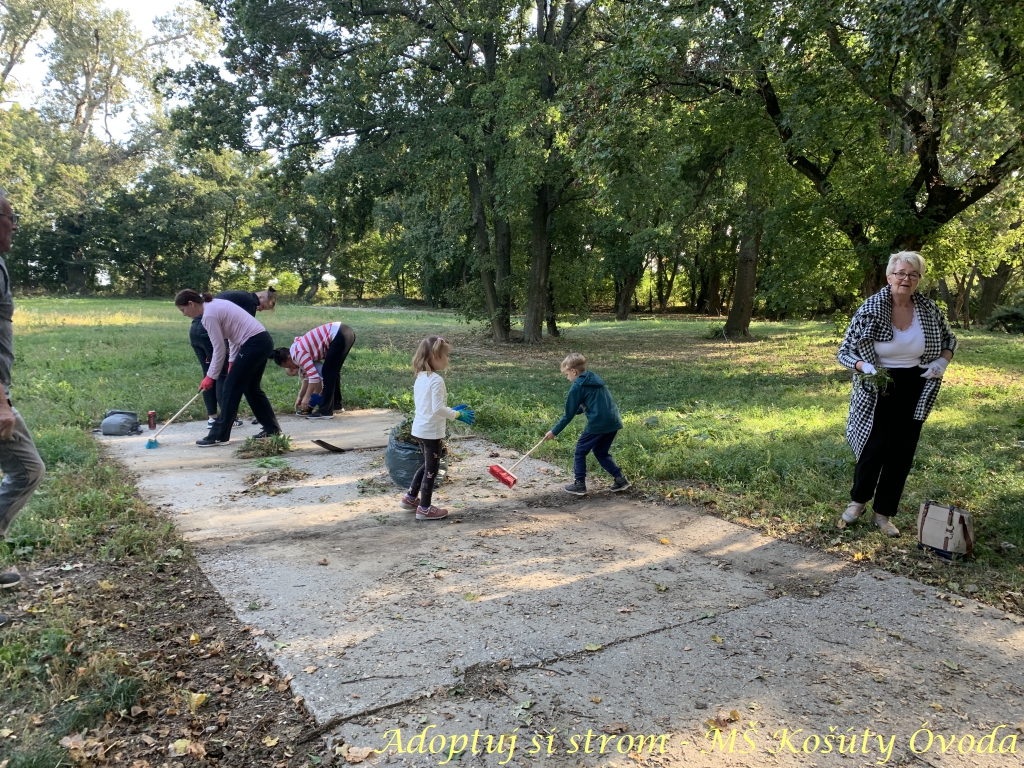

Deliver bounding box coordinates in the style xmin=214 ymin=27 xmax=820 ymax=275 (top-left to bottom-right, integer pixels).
xmin=544 ymin=353 xmax=630 ymax=495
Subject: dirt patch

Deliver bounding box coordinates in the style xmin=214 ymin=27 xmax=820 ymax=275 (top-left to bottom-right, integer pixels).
xmin=0 ymin=558 xmax=317 ymax=767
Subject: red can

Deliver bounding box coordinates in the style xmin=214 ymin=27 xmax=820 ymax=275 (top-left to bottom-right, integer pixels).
xmin=148 ymin=411 xmax=156 ymax=430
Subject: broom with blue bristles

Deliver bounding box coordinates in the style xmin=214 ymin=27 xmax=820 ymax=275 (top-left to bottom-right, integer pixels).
xmin=145 ymin=392 xmax=202 ymax=449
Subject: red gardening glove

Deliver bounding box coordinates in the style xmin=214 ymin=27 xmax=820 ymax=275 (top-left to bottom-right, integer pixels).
xmin=199 ymin=376 xmax=216 ymax=391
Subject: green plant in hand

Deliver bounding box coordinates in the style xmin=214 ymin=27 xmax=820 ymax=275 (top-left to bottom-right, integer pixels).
xmin=860 ymin=366 xmax=894 ymax=391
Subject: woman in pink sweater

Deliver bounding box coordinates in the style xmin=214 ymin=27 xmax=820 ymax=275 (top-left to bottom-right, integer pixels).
xmin=174 ymin=290 xmax=281 ymax=447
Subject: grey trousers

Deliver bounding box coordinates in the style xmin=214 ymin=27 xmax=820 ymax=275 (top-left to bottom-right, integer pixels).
xmin=0 ymin=408 xmax=45 ymax=538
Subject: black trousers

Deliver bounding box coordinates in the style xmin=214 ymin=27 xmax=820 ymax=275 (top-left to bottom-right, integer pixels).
xmin=408 ymin=438 xmax=442 ymax=509
xmin=208 ymin=332 xmax=280 ymax=441
xmin=850 ymin=366 xmax=926 ymax=518
xmin=318 ymin=325 xmax=355 ymax=415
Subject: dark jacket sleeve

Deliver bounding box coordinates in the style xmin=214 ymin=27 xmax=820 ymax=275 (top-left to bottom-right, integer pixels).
xmin=551 ymin=383 xmax=584 ymax=436
xmin=215 ymin=290 xmax=258 ymax=317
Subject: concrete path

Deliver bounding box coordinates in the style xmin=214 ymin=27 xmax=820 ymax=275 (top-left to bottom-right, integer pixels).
xmin=101 ymin=412 xmax=1024 ymax=767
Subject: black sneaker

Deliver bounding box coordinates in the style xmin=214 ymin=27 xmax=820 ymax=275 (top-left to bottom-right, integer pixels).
xmin=0 ymin=571 xmax=21 ymax=589
xmin=253 ymin=430 xmax=282 ymax=439
xmin=563 ymin=481 xmax=587 ymax=496
xmin=610 ymin=476 xmax=631 ymax=492
xmin=196 ymin=435 xmax=229 ymax=447
xmin=251 ymin=418 xmax=259 ymax=425
xmin=307 ymin=409 xmax=334 ymax=420
xmin=234 ymin=418 xmax=243 ymax=427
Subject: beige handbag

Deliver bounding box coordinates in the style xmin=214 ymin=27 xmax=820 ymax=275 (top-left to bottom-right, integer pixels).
xmin=917 ymin=500 xmax=975 ymax=560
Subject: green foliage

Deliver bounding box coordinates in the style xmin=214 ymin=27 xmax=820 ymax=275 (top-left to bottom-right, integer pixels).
xmin=987 ymin=292 xmax=1024 ymax=334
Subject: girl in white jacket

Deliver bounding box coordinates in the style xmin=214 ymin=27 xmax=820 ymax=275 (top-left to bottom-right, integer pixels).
xmin=401 ymin=336 xmax=474 ymax=520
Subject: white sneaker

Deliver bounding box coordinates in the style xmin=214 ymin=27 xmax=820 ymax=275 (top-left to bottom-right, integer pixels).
xmin=838 ymin=501 xmax=866 ymax=529
xmin=873 ymin=514 xmax=900 ymax=537
xmin=207 ymin=417 xmax=216 ymax=426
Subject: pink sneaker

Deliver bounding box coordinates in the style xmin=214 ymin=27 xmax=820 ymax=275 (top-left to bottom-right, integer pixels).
xmin=400 ymin=494 xmax=419 ymax=510
xmin=415 ymin=505 xmax=449 ymax=521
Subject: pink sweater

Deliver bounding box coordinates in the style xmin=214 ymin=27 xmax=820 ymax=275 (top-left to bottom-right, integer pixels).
xmin=201 ymin=299 xmax=267 ymax=380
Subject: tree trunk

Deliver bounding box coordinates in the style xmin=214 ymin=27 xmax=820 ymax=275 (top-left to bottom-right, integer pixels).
xmin=144 ymin=259 xmax=154 ymax=297
xmin=724 ymin=217 xmax=762 ymax=338
xmin=467 ymin=163 xmax=505 ymax=342
xmin=614 ymin=271 xmax=641 ymax=321
xmin=66 ymin=249 xmax=89 ymax=295
xmin=484 ymin=159 xmax=512 ymax=341
xmin=976 ymin=259 xmax=1013 ymax=324
xmin=546 ymin=281 xmax=560 ymax=337
xmin=938 ymin=279 xmax=955 ymax=321
xmin=523 ymin=184 xmax=552 ymax=343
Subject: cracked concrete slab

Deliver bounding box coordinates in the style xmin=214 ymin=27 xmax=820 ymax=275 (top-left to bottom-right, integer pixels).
xmin=100 ymin=411 xmax=1024 ymax=767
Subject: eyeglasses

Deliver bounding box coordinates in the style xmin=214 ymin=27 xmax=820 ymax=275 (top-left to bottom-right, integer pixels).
xmin=0 ymin=213 xmax=18 ymax=226
xmin=892 ymin=271 xmax=921 ymax=281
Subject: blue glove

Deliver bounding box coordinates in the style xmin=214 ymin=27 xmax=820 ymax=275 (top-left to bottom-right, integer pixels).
xmin=453 ymin=404 xmax=468 ymax=411
xmin=456 ymin=409 xmax=475 ymax=426
xmin=309 ymin=393 xmax=322 ymax=407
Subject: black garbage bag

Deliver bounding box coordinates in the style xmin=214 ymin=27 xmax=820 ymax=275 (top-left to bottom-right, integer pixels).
xmin=384 ymin=425 xmax=448 ymax=489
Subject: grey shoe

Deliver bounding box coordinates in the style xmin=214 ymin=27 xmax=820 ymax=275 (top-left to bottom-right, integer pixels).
xmin=0 ymin=571 xmax=21 ymax=589
xmin=563 ymin=481 xmax=587 ymax=496
xmin=873 ymin=514 xmax=900 ymax=537
xmin=0 ymin=613 xmax=7 ymax=628
xmin=838 ymin=501 xmax=866 ymax=529
xmin=610 ymin=476 xmax=631 ymax=492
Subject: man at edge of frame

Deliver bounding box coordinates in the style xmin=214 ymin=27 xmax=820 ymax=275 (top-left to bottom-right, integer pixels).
xmin=0 ymin=189 xmax=46 ymax=629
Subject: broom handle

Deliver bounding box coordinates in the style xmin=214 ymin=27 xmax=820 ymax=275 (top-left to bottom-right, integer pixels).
xmin=506 ymin=437 xmax=548 ymax=474
xmin=150 ymin=391 xmax=202 ymax=440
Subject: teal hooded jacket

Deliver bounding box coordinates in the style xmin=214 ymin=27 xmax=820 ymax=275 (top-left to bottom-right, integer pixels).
xmin=551 ymin=371 xmax=623 ymax=436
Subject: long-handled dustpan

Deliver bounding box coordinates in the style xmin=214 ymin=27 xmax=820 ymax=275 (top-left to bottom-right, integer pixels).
xmin=488 ymin=436 xmax=547 ymax=489
xmin=145 ymin=392 xmax=202 ymax=449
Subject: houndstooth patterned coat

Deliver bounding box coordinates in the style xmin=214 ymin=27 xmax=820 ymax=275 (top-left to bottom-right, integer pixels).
xmin=837 ymin=286 xmax=957 ymax=460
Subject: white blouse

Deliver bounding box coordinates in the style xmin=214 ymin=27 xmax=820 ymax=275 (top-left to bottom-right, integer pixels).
xmin=874 ymin=308 xmax=926 ymax=368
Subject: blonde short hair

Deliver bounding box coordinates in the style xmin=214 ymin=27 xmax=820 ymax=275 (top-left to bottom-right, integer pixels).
xmin=887 ymin=251 xmax=927 ymax=277
xmin=560 ymin=353 xmax=587 ymax=374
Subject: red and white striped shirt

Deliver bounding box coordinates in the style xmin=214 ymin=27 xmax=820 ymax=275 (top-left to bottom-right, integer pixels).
xmin=289 ymin=323 xmax=340 ymax=382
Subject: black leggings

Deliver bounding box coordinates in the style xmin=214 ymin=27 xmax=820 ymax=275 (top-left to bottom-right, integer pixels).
xmin=408 ymin=438 xmax=442 ymax=509
xmin=850 ymin=366 xmax=927 ymax=517
xmin=318 ymin=325 xmax=355 ymax=415
xmin=207 ymin=332 xmax=280 ymax=441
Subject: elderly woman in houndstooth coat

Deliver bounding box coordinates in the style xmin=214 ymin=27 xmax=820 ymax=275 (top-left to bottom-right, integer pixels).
xmin=836 ymin=252 xmax=957 ymax=537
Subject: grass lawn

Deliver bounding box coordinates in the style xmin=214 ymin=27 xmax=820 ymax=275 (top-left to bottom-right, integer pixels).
xmin=2 ymin=297 xmax=1022 ymax=762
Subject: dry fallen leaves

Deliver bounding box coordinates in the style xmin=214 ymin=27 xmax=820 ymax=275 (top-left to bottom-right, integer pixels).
xmin=602 ymin=723 xmax=629 ymax=734
xmin=584 ymin=643 xmax=602 ymax=652
xmin=59 ymin=732 xmax=87 ymax=750
xmin=590 ymin=696 xmax=602 ymax=704
xmin=705 ymin=710 xmax=741 ymax=730
xmin=318 ymin=559 xmax=329 ymax=566
xmin=930 ymin=703 xmax=943 ymax=711
xmin=186 ymin=692 xmax=209 ymax=714
xmin=189 ymin=632 xmax=201 ymax=646
xmin=660 ymin=538 xmax=671 ymax=545
xmin=347 ymin=746 xmax=376 ymax=763
xmin=710 ymin=635 xmax=723 ymax=643
xmin=97 ymin=580 xmax=116 ymax=591
xmin=303 ymin=666 xmax=319 ymax=674
xmin=263 ymin=736 xmax=280 ymax=747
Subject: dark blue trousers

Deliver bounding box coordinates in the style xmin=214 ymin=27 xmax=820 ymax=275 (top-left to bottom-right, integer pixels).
xmin=574 ymin=430 xmax=622 ymax=483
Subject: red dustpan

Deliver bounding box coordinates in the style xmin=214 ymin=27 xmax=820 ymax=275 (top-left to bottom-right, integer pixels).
xmin=489 ymin=436 xmax=547 ymax=489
